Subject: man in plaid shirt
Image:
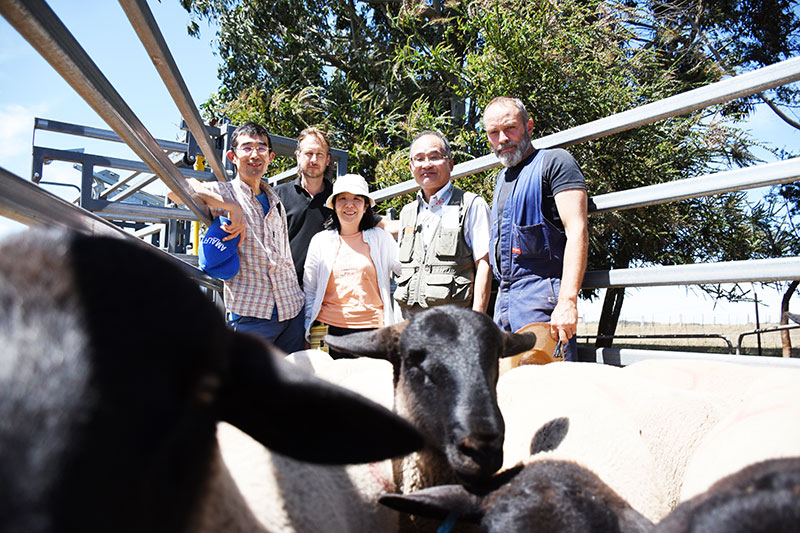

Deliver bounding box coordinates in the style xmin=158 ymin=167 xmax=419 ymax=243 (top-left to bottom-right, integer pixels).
xmin=177 ymin=122 xmax=305 ymax=353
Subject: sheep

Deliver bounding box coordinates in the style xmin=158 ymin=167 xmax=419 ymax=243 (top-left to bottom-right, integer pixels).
xmin=286 ymin=349 xmax=394 ymax=410
xmin=654 ymin=457 xmax=800 ymax=533
xmin=621 ymin=358 xmax=800 ymax=501
xmin=0 ymin=230 xmax=423 ymax=533
xmin=494 ymin=360 xmax=800 ymax=523
xmin=323 ymin=308 xmax=536 ymax=493
xmin=677 ymin=370 xmax=800 ymax=501
xmin=321 ymin=308 xmax=536 ymax=532
xmin=383 ymin=457 xmax=800 ymax=533
xmin=379 ymin=459 xmax=654 ymax=533
xmin=496 ymin=363 xmax=672 ymax=522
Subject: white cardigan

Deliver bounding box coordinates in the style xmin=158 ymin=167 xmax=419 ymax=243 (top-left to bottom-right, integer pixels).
xmin=303 ymin=227 xmax=401 ymax=340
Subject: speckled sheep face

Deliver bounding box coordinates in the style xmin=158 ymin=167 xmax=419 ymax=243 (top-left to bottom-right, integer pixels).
xmin=324 ymin=305 xmax=537 ymax=488
xmin=398 ymin=307 xmax=507 ymax=486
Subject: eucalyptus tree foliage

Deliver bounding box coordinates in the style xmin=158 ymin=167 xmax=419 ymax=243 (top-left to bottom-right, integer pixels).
xmin=620 ymin=0 xmax=800 ymax=112
xmin=180 ymin=0 xmax=792 ymax=339
xmin=180 ymin=0 xmax=473 ymax=179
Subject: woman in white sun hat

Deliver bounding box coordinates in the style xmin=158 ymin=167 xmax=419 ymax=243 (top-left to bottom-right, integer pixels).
xmin=303 ymin=174 xmax=401 ymax=358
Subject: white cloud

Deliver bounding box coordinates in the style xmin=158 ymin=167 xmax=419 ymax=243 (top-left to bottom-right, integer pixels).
xmin=0 ymin=103 xmax=48 ymax=162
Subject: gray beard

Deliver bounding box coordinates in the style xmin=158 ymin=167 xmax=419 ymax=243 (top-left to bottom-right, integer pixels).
xmin=495 ymin=136 xmax=533 ymax=168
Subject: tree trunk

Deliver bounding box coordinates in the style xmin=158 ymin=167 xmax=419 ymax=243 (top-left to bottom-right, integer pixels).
xmin=596 ymin=288 xmax=625 ymax=348
xmin=780 ymin=280 xmax=799 ymax=358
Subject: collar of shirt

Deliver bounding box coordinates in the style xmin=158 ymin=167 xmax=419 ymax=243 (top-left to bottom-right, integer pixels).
xmin=418 ymin=180 xmax=454 ymax=212
xmin=292 ymin=175 xmax=332 ymax=199
xmin=233 ymin=176 xmax=262 ymax=197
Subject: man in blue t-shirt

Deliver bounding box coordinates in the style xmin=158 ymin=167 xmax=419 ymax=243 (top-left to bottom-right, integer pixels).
xmin=483 ymin=97 xmax=589 ymax=361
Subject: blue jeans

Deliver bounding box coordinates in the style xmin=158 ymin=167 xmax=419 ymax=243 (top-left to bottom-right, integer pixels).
xmin=227 ymin=306 xmax=305 ymax=354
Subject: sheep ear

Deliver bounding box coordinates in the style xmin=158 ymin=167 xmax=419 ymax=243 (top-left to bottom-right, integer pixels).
xmin=500 ymin=331 xmax=537 ymax=358
xmin=323 ymin=321 xmax=408 ymax=362
xmin=379 ymin=485 xmax=484 ymax=524
xmin=219 ymin=332 xmax=423 ymax=464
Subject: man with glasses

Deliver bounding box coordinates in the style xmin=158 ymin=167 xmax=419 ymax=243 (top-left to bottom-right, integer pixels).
xmin=483 ymin=96 xmax=588 ymax=361
xmin=173 ymin=122 xmax=305 ymax=353
xmin=393 ymin=130 xmax=492 ymax=317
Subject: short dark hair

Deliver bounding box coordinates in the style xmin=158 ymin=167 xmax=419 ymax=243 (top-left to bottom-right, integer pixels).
xmin=323 ymin=197 xmax=379 ymax=233
xmin=230 ymin=122 xmax=273 ymax=151
xmin=410 ymin=130 xmax=452 ymax=159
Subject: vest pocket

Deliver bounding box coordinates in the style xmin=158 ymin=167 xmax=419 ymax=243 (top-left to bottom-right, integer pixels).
xmin=398 ymin=231 xmax=415 ymax=262
xmin=424 ymin=273 xmax=456 ymax=303
xmin=512 ymin=223 xmax=550 ymax=260
xmin=392 ymin=269 xmax=414 ymax=303
xmin=434 ymin=228 xmax=459 ymax=258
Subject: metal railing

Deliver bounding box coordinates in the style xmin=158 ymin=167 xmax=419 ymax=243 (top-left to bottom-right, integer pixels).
xmin=0 ymin=166 xmax=222 ymax=292
xmin=578 ymin=334 xmax=735 ymax=354
xmin=736 ymin=324 xmax=800 ymax=355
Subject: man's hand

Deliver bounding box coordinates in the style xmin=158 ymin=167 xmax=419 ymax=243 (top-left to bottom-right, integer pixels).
xmin=550 ymin=298 xmax=578 ymax=343
xmin=221 ymin=204 xmax=246 ymax=244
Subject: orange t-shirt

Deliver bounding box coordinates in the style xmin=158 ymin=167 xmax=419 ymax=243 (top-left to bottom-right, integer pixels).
xmin=316 ymin=232 xmax=384 ymax=329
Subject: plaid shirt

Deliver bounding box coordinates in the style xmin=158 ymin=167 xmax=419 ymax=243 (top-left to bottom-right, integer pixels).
xmin=205 ymin=177 xmax=304 ymax=321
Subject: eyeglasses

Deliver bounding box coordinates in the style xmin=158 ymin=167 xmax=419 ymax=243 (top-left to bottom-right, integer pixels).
xmin=411 ymin=153 xmax=449 ymax=165
xmin=235 ymin=145 xmax=270 ymax=155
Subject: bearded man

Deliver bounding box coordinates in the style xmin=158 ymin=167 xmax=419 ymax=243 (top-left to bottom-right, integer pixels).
xmin=483 ymin=97 xmax=589 ymax=361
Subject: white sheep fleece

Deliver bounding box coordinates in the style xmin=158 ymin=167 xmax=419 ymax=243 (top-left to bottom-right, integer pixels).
xmin=497 ymin=363 xmax=670 ymax=522
xmin=496 ymin=360 xmax=798 ymax=520
xmin=190 ymin=422 xmax=398 ymax=533
xmin=286 ymin=350 xmax=395 ymax=409
xmin=679 ymin=369 xmax=800 ymax=501
xmin=183 ymin=352 xmax=402 ymax=533
xmin=623 ymin=359 xmax=800 ymax=500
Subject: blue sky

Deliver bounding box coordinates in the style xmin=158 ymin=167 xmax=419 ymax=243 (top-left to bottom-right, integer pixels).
xmin=1 ymin=0 xmax=798 ymax=323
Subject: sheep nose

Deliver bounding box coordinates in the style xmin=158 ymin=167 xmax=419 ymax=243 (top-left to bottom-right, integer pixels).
xmin=457 ymin=432 xmax=504 ymax=479
xmin=459 ymin=431 xmax=503 ymax=454
xmin=458 ymin=432 xmax=503 ymax=463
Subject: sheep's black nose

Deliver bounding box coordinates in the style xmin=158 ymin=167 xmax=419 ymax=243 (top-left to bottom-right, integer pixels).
xmin=458 ymin=432 xmax=504 ymax=474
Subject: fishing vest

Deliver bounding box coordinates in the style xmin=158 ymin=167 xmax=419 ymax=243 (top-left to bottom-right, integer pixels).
xmin=394 ymin=187 xmax=477 ymax=309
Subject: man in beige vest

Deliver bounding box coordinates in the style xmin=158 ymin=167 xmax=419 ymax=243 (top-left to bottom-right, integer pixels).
xmin=393 ymin=130 xmax=492 ymax=317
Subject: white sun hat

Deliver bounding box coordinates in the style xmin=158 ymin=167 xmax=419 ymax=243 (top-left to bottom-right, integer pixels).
xmin=325 ymin=174 xmax=376 ymax=209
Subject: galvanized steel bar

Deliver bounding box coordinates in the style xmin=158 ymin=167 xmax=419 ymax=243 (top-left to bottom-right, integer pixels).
xmin=0 ymin=167 xmax=220 ymax=290
xmin=540 ymin=57 xmax=800 ymax=149
xmin=582 ymin=256 xmax=800 ymax=289
xmin=33 ymin=147 xmax=213 ymax=182
xmin=578 ymin=333 xmax=734 ymax=354
xmin=1 ymin=166 xmax=131 ymax=239
xmin=590 ymin=158 xmax=800 ymax=213
xmin=580 ymin=346 xmax=800 ymax=368
xmin=35 ymin=117 xmax=188 ymax=153
xmin=370 ymin=57 xmax=800 ymax=204
xmin=118 ymin=0 xmax=228 ymax=184
xmin=94 ymin=201 xmax=197 ymax=222
xmin=0 ymin=0 xmax=212 ymax=225
xmin=100 ymin=171 xmax=143 ymax=199
xmin=736 ymin=324 xmax=800 ymax=355
xmin=267 ymin=166 xmax=299 ymax=185
xmin=108 ymin=174 xmax=159 ymax=202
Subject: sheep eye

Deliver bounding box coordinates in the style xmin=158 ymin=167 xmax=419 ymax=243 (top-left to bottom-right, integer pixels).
xmin=407 ymin=349 xmax=426 ymax=367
